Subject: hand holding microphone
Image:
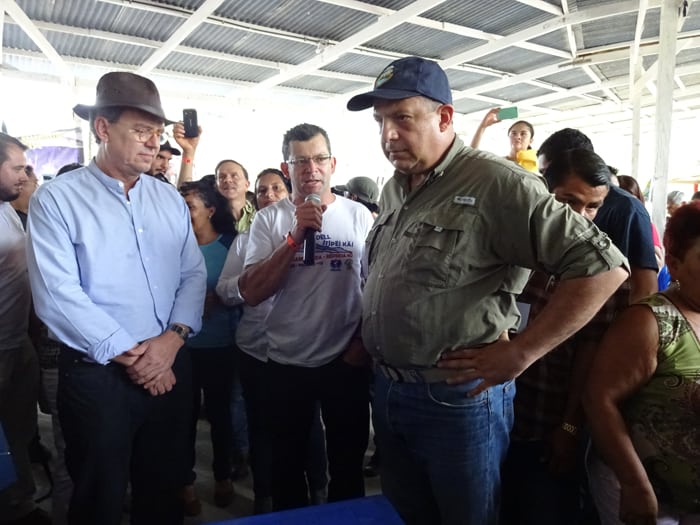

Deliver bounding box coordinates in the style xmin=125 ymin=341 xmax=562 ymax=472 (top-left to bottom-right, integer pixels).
xmin=291 ymin=194 xmax=322 ymax=266
xmin=303 ymin=194 xmax=321 ymax=265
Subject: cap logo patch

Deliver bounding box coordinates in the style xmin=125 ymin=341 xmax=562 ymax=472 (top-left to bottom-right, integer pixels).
xmin=375 ymin=65 xmax=395 ymax=88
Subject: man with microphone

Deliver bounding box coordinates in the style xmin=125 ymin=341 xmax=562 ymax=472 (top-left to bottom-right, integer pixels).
xmin=239 ymin=123 xmax=374 ymax=510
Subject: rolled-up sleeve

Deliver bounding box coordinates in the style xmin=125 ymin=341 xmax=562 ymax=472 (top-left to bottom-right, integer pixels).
xmin=492 ymin=174 xmax=629 ymax=281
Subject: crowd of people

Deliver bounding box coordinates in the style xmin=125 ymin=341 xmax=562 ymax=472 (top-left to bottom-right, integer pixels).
xmin=0 ymin=55 xmax=698 ymax=525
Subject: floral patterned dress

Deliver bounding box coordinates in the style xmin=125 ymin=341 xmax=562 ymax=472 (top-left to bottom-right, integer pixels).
xmin=623 ymin=293 xmax=700 ymax=513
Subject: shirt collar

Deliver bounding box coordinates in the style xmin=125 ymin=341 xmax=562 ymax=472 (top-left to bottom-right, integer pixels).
xmin=393 ymin=135 xmax=463 ymax=193
xmin=88 ymin=159 xmax=142 ymax=196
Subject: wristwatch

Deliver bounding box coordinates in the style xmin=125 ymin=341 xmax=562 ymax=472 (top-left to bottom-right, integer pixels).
xmin=168 ymin=323 xmax=191 ymax=341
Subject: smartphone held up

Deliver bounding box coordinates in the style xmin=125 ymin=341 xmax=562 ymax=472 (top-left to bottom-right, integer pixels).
xmin=497 ymin=107 xmax=518 ymax=120
xmin=183 ymin=109 xmax=199 ymax=138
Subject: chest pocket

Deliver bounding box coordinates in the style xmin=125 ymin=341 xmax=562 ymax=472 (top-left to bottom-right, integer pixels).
xmin=366 ymin=210 xmax=394 ymax=268
xmin=403 ymin=209 xmax=477 ymax=288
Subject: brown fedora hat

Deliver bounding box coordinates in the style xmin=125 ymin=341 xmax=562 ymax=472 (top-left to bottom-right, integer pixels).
xmin=73 ymin=71 xmax=174 ymax=124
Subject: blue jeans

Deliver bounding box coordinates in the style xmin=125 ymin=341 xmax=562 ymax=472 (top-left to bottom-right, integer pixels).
xmin=373 ymin=372 xmax=515 ymax=525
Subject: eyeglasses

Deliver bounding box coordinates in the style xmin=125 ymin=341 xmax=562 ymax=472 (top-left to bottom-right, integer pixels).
xmin=286 ymin=154 xmax=332 ymax=167
xmin=128 ymin=127 xmax=166 ymax=144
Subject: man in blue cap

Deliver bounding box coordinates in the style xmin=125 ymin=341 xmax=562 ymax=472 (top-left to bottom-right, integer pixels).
xmin=348 ymin=56 xmax=629 ymax=524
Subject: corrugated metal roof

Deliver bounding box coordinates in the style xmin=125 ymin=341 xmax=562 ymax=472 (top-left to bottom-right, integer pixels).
xmin=470 ymin=47 xmax=562 ymax=74
xmin=214 ymin=0 xmax=377 ymax=41
xmin=159 ymin=51 xmax=278 ymax=82
xmin=3 ymin=23 xmax=40 ymax=52
xmin=446 ymin=69 xmax=501 ymax=91
xmin=530 ymin=28 xmax=572 ymax=51
xmin=480 ymin=83 xmax=554 ymax=102
xmin=320 ymin=53 xmax=393 ymax=78
xmin=280 ymin=75 xmax=364 ymax=94
xmin=16 ymin=0 xmax=183 ymax=41
xmin=2 ymin=0 xmax=699 ymax=133
xmin=539 ymin=69 xmax=594 ymax=89
xmin=580 ymin=11 xmax=637 ymax=48
xmin=47 ymin=31 xmax=152 ymax=66
xmin=452 ymin=99 xmax=493 ymax=115
xmin=424 ymin=0 xmax=554 ymax=36
xmin=182 ymin=23 xmax=316 ymax=65
xmin=365 ymin=23 xmax=480 ymax=58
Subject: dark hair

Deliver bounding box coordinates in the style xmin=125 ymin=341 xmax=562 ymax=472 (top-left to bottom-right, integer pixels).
xmin=538 ymin=128 xmax=594 ymax=163
xmin=282 ymin=123 xmax=331 ymax=162
xmin=664 ymin=201 xmax=700 ymax=260
xmin=214 ymin=159 xmax=248 ymax=180
xmin=56 ymin=162 xmax=83 ymax=176
xmin=198 ymin=174 xmax=217 ymax=188
xmin=180 ymin=180 xmax=236 ymax=235
xmin=544 ymin=149 xmax=610 ymax=191
xmin=89 ymin=107 xmax=125 ymax=145
xmin=508 ymin=120 xmax=534 ymax=140
xmin=254 ymin=168 xmax=290 ymax=210
xmin=0 ymin=132 xmax=28 ymax=164
xmin=256 ymin=168 xmax=291 ymax=192
xmin=617 ymin=175 xmax=644 ymax=204
xmin=692 ymin=191 xmax=700 ymax=201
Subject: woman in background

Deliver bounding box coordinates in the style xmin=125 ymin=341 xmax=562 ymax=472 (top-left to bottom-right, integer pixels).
xmin=179 ymin=181 xmax=238 ymax=515
xmin=584 ymin=202 xmax=700 ymax=525
xmin=470 ymin=107 xmax=538 ymax=173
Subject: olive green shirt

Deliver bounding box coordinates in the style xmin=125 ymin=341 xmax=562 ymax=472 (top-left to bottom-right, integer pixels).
xmin=362 ymin=137 xmax=627 ymax=368
xmin=236 ymin=199 xmax=256 ymax=233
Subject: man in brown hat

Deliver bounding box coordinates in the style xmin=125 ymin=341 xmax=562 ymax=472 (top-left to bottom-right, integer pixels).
xmin=26 ymin=71 xmax=206 ymax=525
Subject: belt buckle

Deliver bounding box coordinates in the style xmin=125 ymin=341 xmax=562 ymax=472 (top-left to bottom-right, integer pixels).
xmin=405 ymin=369 xmax=423 ymax=383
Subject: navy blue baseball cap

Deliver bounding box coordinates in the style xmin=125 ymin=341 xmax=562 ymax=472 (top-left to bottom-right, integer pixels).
xmin=347 ymin=56 xmax=452 ymax=111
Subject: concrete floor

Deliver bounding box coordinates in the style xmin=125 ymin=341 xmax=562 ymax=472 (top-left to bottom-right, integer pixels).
xmin=34 ymin=412 xmax=381 ymax=524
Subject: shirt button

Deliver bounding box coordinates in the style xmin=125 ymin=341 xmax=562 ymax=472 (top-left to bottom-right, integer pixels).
xmin=371 ymin=310 xmax=376 ymax=315
xmin=403 ymin=205 xmax=409 ymax=210
xmin=138 ymin=228 xmax=143 ymax=233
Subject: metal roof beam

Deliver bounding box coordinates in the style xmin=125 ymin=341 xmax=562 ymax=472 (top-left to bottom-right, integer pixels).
xmin=441 ymin=0 xmax=662 ymax=69
xmin=560 ymin=0 xmax=578 ymax=57
xmin=3 ymin=0 xmax=73 ymax=84
xmin=318 ymin=0 xmax=570 ymax=58
xmin=451 ymin=30 xmax=700 ymax=104
xmin=1 ymin=48 xmax=337 ymax=100
xmin=136 ymin=0 xmax=225 ymax=74
xmin=251 ymin=0 xmax=449 ymax=90
xmin=514 ymin=0 xmax=564 ymax=16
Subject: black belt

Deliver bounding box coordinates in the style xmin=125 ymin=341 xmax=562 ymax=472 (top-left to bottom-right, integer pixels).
xmin=58 ymin=344 xmax=109 ymax=365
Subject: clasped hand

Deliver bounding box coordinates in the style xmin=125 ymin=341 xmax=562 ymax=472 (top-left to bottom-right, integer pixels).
xmin=113 ymin=331 xmax=182 ymax=396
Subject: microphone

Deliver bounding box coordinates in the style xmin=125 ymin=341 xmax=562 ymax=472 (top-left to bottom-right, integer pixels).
xmin=303 ymin=193 xmax=321 ymax=266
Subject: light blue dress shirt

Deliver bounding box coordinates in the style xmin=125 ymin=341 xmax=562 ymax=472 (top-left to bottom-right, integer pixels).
xmin=26 ymin=161 xmax=207 ymax=365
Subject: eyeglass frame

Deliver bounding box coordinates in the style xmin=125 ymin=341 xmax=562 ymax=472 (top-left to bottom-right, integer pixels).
xmin=127 ymin=126 xmax=167 ymax=144
xmin=285 ymin=154 xmax=333 ymax=167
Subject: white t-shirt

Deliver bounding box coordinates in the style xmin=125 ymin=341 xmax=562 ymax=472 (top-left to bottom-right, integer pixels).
xmin=245 ymin=196 xmax=373 ymax=367
xmin=216 ymin=231 xmax=272 ymax=362
xmin=0 ymin=202 xmax=31 ymax=350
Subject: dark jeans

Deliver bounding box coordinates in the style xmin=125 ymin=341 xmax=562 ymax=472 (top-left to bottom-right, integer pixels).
xmin=500 ymin=439 xmax=583 ymax=525
xmin=265 ymin=355 xmax=370 ymax=510
xmin=237 ymin=350 xmax=328 ymax=500
xmin=185 ymin=346 xmax=235 ymax=484
xmin=58 ymin=347 xmax=191 ymax=525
